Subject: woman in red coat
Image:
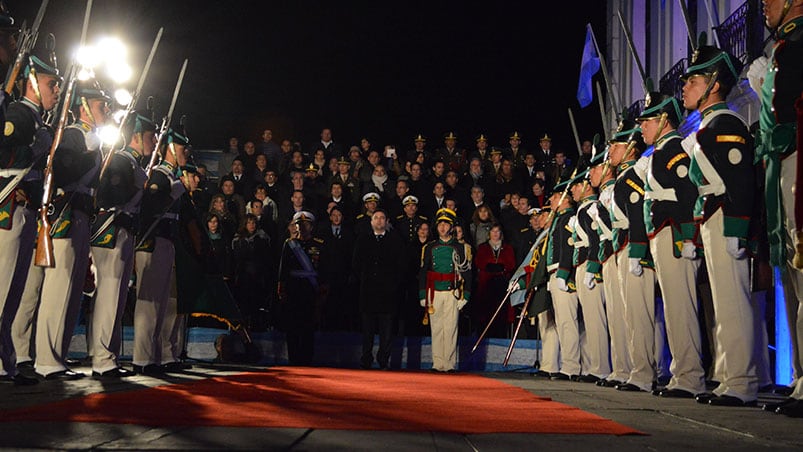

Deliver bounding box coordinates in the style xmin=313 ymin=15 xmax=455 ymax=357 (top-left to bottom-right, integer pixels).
xmin=472 ymin=224 xmax=517 ymax=338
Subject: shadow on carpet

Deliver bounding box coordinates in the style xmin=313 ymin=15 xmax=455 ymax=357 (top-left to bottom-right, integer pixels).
xmin=3 ymin=367 xmax=644 ymax=435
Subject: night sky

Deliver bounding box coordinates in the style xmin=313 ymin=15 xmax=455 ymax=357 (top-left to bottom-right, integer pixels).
xmin=9 ymin=1 xmax=607 ymax=158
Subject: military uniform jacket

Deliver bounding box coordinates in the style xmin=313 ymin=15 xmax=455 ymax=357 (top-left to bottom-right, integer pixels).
xmin=683 ymin=103 xmax=754 ymax=240
xmin=91 ymin=148 xmax=148 ymax=247
xmin=645 ymin=131 xmax=698 ymax=249
xmin=279 ymin=235 xmax=328 ymax=302
xmin=137 ymin=162 xmax=185 ymax=249
xmin=394 ymin=213 xmax=427 ymax=243
xmin=611 ymin=159 xmax=653 ymax=264
xmin=572 ymin=195 xmax=602 ymax=274
xmin=593 ymin=179 xmax=616 ymax=264
xmin=0 ymin=99 xmax=46 ymax=205
xmin=546 ymin=206 xmax=575 ymax=282
xmin=417 ymin=237 xmax=473 ymax=300
xmin=435 ymin=147 xmax=468 ymax=174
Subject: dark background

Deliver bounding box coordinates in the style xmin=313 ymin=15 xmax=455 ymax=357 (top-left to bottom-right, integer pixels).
xmin=10 ymin=1 xmax=607 ymax=159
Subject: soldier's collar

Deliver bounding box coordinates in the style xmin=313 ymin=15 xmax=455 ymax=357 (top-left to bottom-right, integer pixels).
xmin=701 ymin=102 xmax=728 ymax=118
xmin=601 ymin=178 xmax=616 ymax=189
xmin=160 ymin=160 xmax=177 ymax=172
xmin=580 ymin=194 xmax=598 ymax=203
xmin=778 ymin=16 xmax=803 ymax=39
xmin=20 ymin=97 xmax=41 ymax=113
xmin=655 ymin=131 xmax=681 ymax=149
xmin=124 ymin=146 xmax=141 ymax=160
xmin=75 ymin=120 xmax=93 ymax=132
xmin=618 ymin=159 xmax=636 ymax=171
xmin=437 ymin=236 xmax=454 ymax=244
xmin=556 ymin=206 xmax=575 ymax=216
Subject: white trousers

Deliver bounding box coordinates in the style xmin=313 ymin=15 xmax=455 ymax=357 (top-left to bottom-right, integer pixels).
xmin=616 ymin=250 xmax=657 ymax=391
xmin=537 ymin=310 xmax=560 ymax=374
xmin=429 ymin=290 xmax=459 ymax=371
xmin=133 ymin=237 xmax=175 ymax=367
xmin=576 ymin=265 xmax=610 ymax=378
xmin=549 ymin=273 xmax=581 ymax=376
xmin=700 ymin=208 xmax=758 ymax=401
xmin=11 ymin=252 xmax=44 ymax=364
xmin=602 ymin=256 xmax=631 ymax=383
xmin=650 ymin=227 xmax=705 ymax=393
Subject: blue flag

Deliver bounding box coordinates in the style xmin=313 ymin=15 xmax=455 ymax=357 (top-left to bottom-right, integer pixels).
xmin=577 ymin=24 xmax=601 ymax=108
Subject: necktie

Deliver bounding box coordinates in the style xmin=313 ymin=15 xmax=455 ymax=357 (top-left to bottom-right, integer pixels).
xmin=334 ymin=227 xmax=340 ymax=238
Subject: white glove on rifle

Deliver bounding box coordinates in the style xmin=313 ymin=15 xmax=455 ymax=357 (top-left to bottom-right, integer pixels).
xmin=419 ymin=299 xmax=426 ymax=307
xmin=681 ymin=241 xmax=697 ymax=260
xmin=583 ymin=271 xmax=596 ymax=290
xmin=556 ymin=277 xmax=569 ymax=292
xmin=457 ymin=299 xmax=468 ymax=310
xmin=508 ymin=277 xmax=522 ymax=292
xmin=726 ymin=237 xmax=746 ymax=259
xmin=746 ymin=56 xmax=768 ymax=95
xmin=629 ymin=258 xmax=643 ymax=277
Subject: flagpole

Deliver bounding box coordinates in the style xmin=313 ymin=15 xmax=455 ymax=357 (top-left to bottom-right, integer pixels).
xmin=588 ymin=23 xmax=621 ymax=118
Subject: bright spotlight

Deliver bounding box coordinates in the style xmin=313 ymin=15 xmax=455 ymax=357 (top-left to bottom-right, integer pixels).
xmin=97 ymin=37 xmax=127 ymax=62
xmin=77 ymin=68 xmax=95 ymax=81
xmin=98 ymin=125 xmax=120 ymax=146
xmin=112 ymin=109 xmax=127 ymax=124
xmin=76 ymin=45 xmax=100 ymax=69
xmin=114 ymin=88 xmax=133 ymax=106
xmin=107 ymin=62 xmax=132 ymax=83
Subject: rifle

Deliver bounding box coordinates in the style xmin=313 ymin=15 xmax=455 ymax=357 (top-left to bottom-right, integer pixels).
xmin=96 ymin=27 xmax=163 ymax=183
xmin=144 ymin=58 xmax=187 ymax=181
xmin=3 ymin=0 xmax=48 ymax=96
xmin=616 ymin=9 xmax=648 ymax=94
xmin=34 ymin=0 xmax=92 ymax=268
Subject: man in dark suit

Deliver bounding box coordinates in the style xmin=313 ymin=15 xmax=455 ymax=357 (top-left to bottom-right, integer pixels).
xmin=352 ymin=210 xmax=404 ymax=369
xmin=318 ymin=206 xmax=356 ymax=331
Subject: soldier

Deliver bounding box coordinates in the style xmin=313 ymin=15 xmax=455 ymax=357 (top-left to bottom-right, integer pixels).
xmin=534 ymin=133 xmax=555 ymax=170
xmin=605 ymin=121 xmax=658 ymax=393
xmin=587 ymin=149 xmax=630 ymax=387
xmin=505 ymin=131 xmax=527 ymax=168
xmin=354 ymin=191 xmax=380 ymax=238
xmin=0 ymin=56 xmax=59 ymax=385
xmin=681 ymin=44 xmax=757 ymax=407
xmin=394 ymin=195 xmax=427 ymax=243
xmin=277 ymin=210 xmax=329 ymax=365
xmin=435 ymin=132 xmax=467 ymax=175
xmin=132 ymin=127 xmax=190 ymax=375
xmin=544 ymin=180 xmax=577 ymax=380
xmin=33 ymin=79 xmax=107 ymax=380
xmin=638 ymin=92 xmax=705 ymax=398
xmin=468 ymin=134 xmax=492 ymax=173
xmin=404 ymin=134 xmax=428 ymax=169
xmin=418 ymin=208 xmax=472 ymax=372
xmin=569 ymin=170 xmax=610 ymax=383
xmin=750 ymin=0 xmax=803 ymax=417
xmin=88 ymin=113 xmax=155 ymax=378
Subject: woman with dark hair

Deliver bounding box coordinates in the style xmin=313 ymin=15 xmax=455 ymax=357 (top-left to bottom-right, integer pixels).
xmin=472 ymin=224 xmax=517 ymax=338
xmin=231 ymin=214 xmax=271 ymax=330
xmin=469 ymin=204 xmax=496 ymax=248
xmin=209 ymin=193 xmax=238 ymax=246
xmin=206 ymin=213 xmax=232 ymax=282
xmin=400 ymin=222 xmax=431 ymax=337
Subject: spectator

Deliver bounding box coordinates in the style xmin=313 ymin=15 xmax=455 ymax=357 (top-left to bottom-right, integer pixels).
xmin=470 ymin=204 xmax=496 ymax=248
xmin=472 ymin=224 xmax=516 ymax=338
xmin=208 ymin=193 xmax=238 ymax=246
xmin=231 ymin=214 xmax=271 ymax=331
xmin=259 ymin=129 xmax=282 ymax=169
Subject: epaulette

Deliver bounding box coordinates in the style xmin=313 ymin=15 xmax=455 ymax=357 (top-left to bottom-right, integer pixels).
xmin=356 ymin=214 xmax=365 ymax=219
xmin=313 ymin=237 xmax=324 ymax=244
xmin=520 ymin=228 xmax=529 ymax=233
xmin=396 ymin=214 xmax=404 ymax=220
xmin=419 ymin=215 xmax=428 ymax=221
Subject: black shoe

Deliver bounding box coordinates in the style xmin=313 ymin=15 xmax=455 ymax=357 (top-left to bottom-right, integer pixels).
xmin=43 ymin=370 xmax=85 ymax=381
xmin=773 ymin=386 xmax=794 ymax=397
xmin=762 ymin=398 xmax=795 ymax=412
xmin=659 ymin=388 xmax=695 ymax=399
xmin=549 ymin=372 xmax=570 ymax=381
xmin=92 ymin=368 xmax=135 ymax=379
xmin=616 ymin=383 xmax=644 ymax=392
xmin=708 ymin=395 xmax=757 ymax=407
xmin=133 ymin=364 xmax=164 ymax=375
xmin=64 ymin=358 xmax=83 ymax=366
xmin=650 ymin=388 xmax=662 ymax=396
xmin=162 ymin=361 xmax=192 ymax=372
xmin=656 ymin=375 xmax=671 ymax=386
xmin=600 ymin=379 xmax=622 ymax=388
xmin=577 ymin=374 xmax=600 ymax=383
xmin=532 ymin=370 xmax=551 ymax=378
xmin=0 ymin=374 xmax=39 ymax=385
xmin=16 ymin=360 xmax=34 ymax=370
xmin=776 ymin=399 xmax=803 ymax=417
xmin=695 ymin=392 xmax=715 ymax=404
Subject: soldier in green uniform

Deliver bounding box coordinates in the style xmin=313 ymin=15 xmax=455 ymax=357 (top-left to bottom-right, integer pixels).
xmin=0 ymin=56 xmax=59 ymax=385
xmin=638 ymin=91 xmax=705 ymax=398
xmin=682 ymin=44 xmax=757 ymax=407
xmin=35 ymin=80 xmax=107 ymax=381
xmin=418 ymin=208 xmax=472 ymax=372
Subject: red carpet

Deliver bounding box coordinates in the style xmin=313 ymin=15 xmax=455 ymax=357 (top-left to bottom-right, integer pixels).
xmin=4 ymin=367 xmax=642 ymax=435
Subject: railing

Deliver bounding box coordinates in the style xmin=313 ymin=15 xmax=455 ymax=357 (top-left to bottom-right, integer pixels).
xmin=659 ymin=58 xmax=686 ymax=101
xmin=713 ymin=0 xmax=765 ymax=63
xmin=626 ymin=99 xmax=645 ymax=121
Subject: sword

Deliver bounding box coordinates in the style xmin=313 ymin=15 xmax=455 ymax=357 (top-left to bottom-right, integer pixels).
xmin=145 ymin=58 xmax=188 ymax=179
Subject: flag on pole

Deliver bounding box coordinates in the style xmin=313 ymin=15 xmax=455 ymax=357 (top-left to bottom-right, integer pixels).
xmin=577 ymin=23 xmax=601 ymax=108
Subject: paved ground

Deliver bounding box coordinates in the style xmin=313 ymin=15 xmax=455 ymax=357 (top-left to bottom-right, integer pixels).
xmin=0 ymin=362 xmax=801 ymax=451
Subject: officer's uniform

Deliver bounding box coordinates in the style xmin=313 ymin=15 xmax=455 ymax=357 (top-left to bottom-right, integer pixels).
xmin=570 ymin=172 xmax=610 ymax=381
xmin=88 ymin=114 xmax=152 ymax=376
xmin=683 ymin=46 xmax=757 ymax=404
xmin=35 ymin=114 xmax=102 ymax=378
xmin=545 ymin=184 xmax=578 ymax=378
xmin=505 ymin=131 xmax=527 ymax=169
xmin=132 ymin=130 xmax=188 ymax=373
xmin=354 ymin=192 xmax=379 ymax=238
xmin=607 ymin=124 xmax=658 ymax=392
xmin=394 ymin=195 xmax=427 ymax=243
xmin=435 ymin=132 xmax=468 ymax=175
xmin=0 ymin=57 xmax=57 ymax=381
xmin=640 ymin=94 xmax=706 ymax=396
xmin=753 ymin=14 xmax=803 ymax=410
xmin=418 ymin=208 xmax=472 ymax=372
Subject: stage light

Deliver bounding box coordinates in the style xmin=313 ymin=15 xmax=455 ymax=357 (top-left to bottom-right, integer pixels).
xmin=107 ymin=62 xmax=132 ymax=84
xmin=112 ymin=109 xmax=127 ymax=124
xmin=114 ymin=88 xmax=133 ymax=106
xmin=98 ymin=124 xmax=120 ymax=146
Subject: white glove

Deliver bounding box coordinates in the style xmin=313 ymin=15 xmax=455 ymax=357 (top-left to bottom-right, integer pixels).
xmin=726 ymin=237 xmax=746 ymax=259
xmin=583 ymin=271 xmax=596 ymax=290
xmin=681 ymin=241 xmax=697 ymax=260
xmin=629 ymin=258 xmax=643 ymax=276
xmin=747 ymin=56 xmax=768 ymax=95
xmin=556 ymin=278 xmax=569 ymax=292
xmin=508 ymin=277 xmax=522 ymax=292
xmin=457 ymin=299 xmax=468 ymax=311
xmin=419 ymin=299 xmax=426 ymax=307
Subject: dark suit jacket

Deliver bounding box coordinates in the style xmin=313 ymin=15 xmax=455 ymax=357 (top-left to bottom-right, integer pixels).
xmin=351 ymin=231 xmax=404 ymax=313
